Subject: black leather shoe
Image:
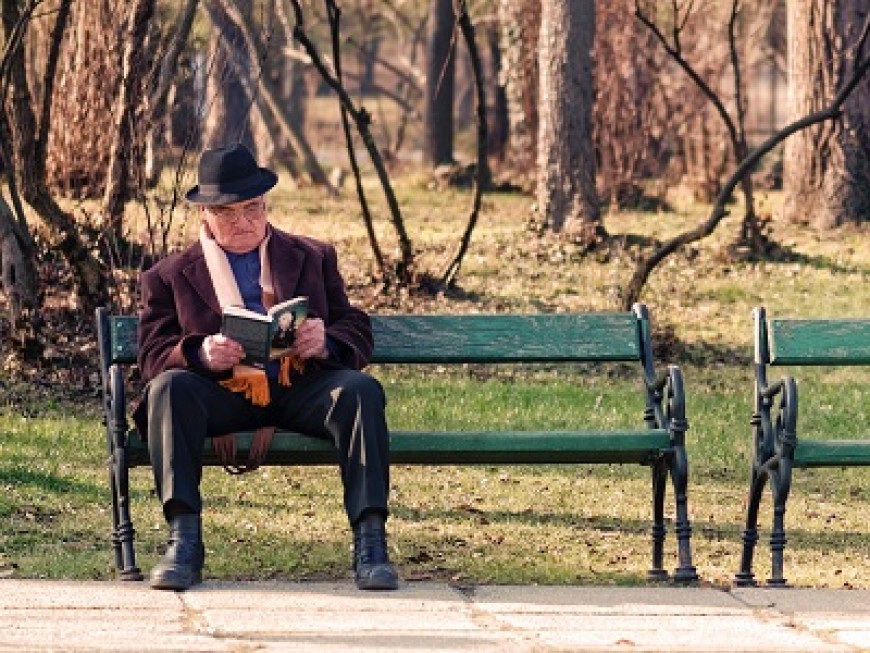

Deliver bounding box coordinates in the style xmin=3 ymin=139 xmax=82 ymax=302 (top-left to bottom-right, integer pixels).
xmin=150 ymin=513 xmax=205 ymax=591
xmin=353 ymin=513 xmax=399 ymax=590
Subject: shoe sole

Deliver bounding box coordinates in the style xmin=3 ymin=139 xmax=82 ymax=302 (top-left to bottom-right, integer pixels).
xmin=149 ymin=571 xmax=203 ymax=591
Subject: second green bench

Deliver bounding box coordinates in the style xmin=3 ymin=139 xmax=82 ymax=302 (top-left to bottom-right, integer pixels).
xmin=735 ymin=306 xmax=870 ymax=586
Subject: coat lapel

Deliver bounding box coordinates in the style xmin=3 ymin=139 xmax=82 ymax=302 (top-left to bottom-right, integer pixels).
xmin=267 ymin=231 xmax=307 ymax=302
xmin=180 ymin=245 xmax=223 ymax=315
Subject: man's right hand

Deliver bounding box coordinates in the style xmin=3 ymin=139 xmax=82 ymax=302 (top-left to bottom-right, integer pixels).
xmin=199 ymin=334 xmax=245 ymax=372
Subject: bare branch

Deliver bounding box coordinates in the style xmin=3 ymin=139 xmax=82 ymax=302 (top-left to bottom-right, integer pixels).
xmin=622 ymin=29 xmax=870 ymax=309
xmin=441 ymin=0 xmax=488 ymax=288
xmin=635 ymin=0 xmax=739 ymax=148
xmin=325 ymin=0 xmax=387 ymax=280
xmin=287 ymin=0 xmax=414 ymax=281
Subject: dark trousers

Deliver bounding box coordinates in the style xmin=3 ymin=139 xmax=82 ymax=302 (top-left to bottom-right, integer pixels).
xmin=143 ymin=366 xmax=390 ymax=525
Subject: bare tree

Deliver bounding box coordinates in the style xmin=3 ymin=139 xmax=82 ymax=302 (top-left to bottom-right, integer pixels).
xmin=1 ymin=0 xmax=109 ymax=313
xmin=212 ymin=0 xmax=332 ymax=189
xmin=635 ymin=0 xmax=772 ymax=253
xmin=289 ymin=0 xmax=414 ymax=283
xmin=537 ymin=0 xmax=602 ymax=244
xmin=143 ymin=0 xmax=201 ymax=184
xmin=202 ymin=0 xmax=262 ymax=152
xmin=43 ymin=0 xmax=124 ymax=199
xmin=622 ymin=12 xmax=870 ymax=309
xmin=0 ymin=1 xmax=39 ymax=326
xmin=784 ymin=0 xmax=870 ymax=227
xmin=440 ymin=0 xmax=488 ymax=288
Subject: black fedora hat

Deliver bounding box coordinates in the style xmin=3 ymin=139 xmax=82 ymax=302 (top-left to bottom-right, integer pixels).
xmin=185 ymin=143 xmax=278 ymax=206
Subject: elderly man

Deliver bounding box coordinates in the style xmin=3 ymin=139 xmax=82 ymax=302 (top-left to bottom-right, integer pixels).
xmin=134 ymin=143 xmax=398 ymax=591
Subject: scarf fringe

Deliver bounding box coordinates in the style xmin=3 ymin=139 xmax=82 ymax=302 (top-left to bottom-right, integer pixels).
xmin=279 ymin=355 xmax=305 ymax=386
xmin=220 ymin=367 xmax=271 ymax=406
xmin=220 ymin=357 xmax=305 ymax=407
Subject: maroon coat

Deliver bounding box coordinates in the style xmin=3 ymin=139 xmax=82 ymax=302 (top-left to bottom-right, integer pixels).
xmin=133 ymin=228 xmax=373 ymax=434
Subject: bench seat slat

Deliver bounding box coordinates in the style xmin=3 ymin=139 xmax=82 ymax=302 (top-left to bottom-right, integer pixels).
xmin=125 ymin=429 xmax=672 ymax=467
xmin=793 ymin=439 xmax=870 ymax=468
xmin=769 ymin=319 xmax=870 ymax=365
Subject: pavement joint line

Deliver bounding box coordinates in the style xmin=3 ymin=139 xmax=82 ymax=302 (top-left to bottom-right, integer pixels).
xmin=445 ymin=581 xmax=547 ymax=649
xmin=724 ymin=591 xmax=866 ymax=653
xmin=177 ymin=590 xmax=215 ymax=638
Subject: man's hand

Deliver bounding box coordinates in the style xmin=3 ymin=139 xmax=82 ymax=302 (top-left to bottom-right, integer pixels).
xmin=199 ymin=334 xmax=245 ymax=372
xmin=292 ymin=318 xmax=329 ymax=360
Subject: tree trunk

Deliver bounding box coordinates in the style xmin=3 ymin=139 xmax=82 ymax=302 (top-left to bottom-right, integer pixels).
xmin=784 ymin=0 xmax=870 ymax=227
xmin=1 ymin=0 xmax=108 ymax=313
xmin=145 ymin=0 xmax=201 ymax=184
xmin=203 ymin=0 xmax=256 ymax=151
xmin=486 ymin=21 xmax=508 ymax=161
xmin=0 ymin=194 xmax=38 ymax=322
xmin=498 ymin=0 xmax=539 ymax=190
xmin=423 ymin=0 xmax=455 ymax=166
xmin=103 ymin=0 xmax=156 ymax=229
xmin=537 ymin=0 xmax=602 ymax=241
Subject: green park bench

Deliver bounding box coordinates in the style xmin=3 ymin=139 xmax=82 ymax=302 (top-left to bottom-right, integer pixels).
xmin=735 ymin=307 xmax=870 ymax=586
xmin=96 ymin=304 xmax=698 ymax=584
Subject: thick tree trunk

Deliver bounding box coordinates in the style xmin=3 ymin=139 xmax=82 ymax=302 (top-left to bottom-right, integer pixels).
xmin=537 ymin=0 xmax=602 ymax=240
xmin=423 ymin=0 xmax=455 ymax=166
xmin=784 ymin=0 xmax=870 ymax=227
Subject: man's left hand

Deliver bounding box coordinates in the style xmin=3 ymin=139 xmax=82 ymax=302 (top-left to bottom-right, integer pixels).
xmin=292 ymin=318 xmax=329 ymax=360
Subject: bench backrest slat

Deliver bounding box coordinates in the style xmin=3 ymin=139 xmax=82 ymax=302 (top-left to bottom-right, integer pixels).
xmin=105 ymin=312 xmax=643 ymax=366
xmin=768 ymin=318 xmax=870 ymax=365
xmin=370 ymin=314 xmax=641 ymax=363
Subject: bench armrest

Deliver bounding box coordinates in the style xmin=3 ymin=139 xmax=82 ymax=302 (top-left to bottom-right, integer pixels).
xmin=643 ymin=364 xmax=687 ymax=447
xmin=752 ymin=370 xmax=798 ymax=467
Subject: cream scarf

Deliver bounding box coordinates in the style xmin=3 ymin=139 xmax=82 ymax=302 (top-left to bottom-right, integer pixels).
xmin=199 ymin=224 xmax=292 ymax=473
xmin=199 ymin=223 xmax=275 ymax=312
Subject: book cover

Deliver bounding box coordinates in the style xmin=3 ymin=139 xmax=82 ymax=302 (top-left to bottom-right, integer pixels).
xmin=221 ymin=296 xmax=308 ymax=366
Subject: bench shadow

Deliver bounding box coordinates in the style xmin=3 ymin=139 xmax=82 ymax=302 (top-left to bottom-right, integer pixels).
xmin=0 ymin=465 xmax=103 ymax=499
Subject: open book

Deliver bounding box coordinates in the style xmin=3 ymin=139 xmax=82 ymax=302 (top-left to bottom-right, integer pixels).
xmin=221 ymin=296 xmax=308 ymax=366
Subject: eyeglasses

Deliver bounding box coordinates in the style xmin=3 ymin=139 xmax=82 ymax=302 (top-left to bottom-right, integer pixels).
xmin=206 ymin=198 xmax=265 ymax=223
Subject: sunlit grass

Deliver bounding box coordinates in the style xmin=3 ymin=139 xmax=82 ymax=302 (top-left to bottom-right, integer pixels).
xmin=5 ymin=173 xmax=869 ymax=587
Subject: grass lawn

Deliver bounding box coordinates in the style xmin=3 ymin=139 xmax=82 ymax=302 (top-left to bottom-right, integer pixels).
xmin=1 ymin=174 xmax=868 ymax=588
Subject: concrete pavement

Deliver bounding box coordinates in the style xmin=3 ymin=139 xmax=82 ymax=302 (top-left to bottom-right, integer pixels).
xmin=2 ymin=580 xmax=870 ymax=652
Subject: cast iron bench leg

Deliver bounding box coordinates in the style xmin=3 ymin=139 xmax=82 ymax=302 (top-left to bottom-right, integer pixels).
xmin=669 ymin=447 xmax=697 ymax=582
xmin=108 ymin=466 xmax=124 ymax=573
xmin=109 ymin=365 xmax=143 ymax=581
xmin=768 ymin=460 xmax=792 ymax=587
xmin=112 ymin=442 xmax=143 ymax=581
xmin=734 ymin=466 xmax=766 ymax=586
xmin=648 ymin=457 xmax=668 ymax=581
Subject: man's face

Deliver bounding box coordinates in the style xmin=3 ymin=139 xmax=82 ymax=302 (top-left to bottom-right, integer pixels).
xmin=203 ymin=197 xmax=268 ymax=253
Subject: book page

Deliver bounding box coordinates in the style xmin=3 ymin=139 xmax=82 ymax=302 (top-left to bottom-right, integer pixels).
xmin=222 ymin=312 xmax=271 ymax=366
xmin=268 ymin=297 xmax=308 ymax=360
